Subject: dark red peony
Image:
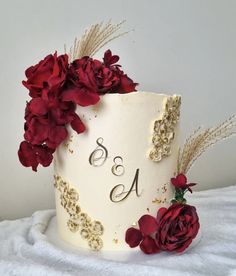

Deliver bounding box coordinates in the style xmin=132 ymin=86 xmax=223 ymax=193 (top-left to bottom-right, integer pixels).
xmin=61 ymin=50 xmax=138 ymax=106
xmin=125 ymin=215 xmax=160 ymax=254
xmin=22 ymin=52 xmax=69 ymax=98
xmin=171 ymin=174 xmax=196 ymax=193
xmin=155 ymin=203 xmax=200 ymax=253
xmin=61 ymin=57 xmax=102 ymax=106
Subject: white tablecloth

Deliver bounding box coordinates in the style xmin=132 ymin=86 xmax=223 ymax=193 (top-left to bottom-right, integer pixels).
xmin=0 ymin=185 xmax=236 ymax=276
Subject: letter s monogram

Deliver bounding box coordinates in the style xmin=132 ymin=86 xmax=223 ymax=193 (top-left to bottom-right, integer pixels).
xmin=89 ymin=137 xmax=108 ymax=167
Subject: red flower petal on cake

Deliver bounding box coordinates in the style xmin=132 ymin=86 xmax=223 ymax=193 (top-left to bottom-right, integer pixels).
xmin=119 ymin=74 xmax=138 ymax=93
xmin=125 ymin=227 xmax=143 ymax=248
xmin=156 ymin=207 xmax=168 ymax=224
xmin=70 ymin=114 xmax=86 ymax=134
xmin=18 ymin=141 xmax=54 ymax=171
xmin=103 ymin=49 xmax=120 ymax=66
xmin=47 ymin=125 xmax=68 ymax=149
xmin=140 ymin=236 xmax=160 ymax=254
xmin=61 ymin=88 xmax=100 ymax=107
xmin=34 ymin=145 xmax=54 ymax=168
xmin=138 ymin=215 xmax=158 ymax=236
xmin=18 ymin=141 xmax=38 ymax=171
xmin=24 ymin=117 xmax=49 ymax=145
xmin=28 ymin=98 xmax=48 ymax=116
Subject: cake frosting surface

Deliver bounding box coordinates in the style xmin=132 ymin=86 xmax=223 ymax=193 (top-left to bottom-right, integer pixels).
xmin=54 ymin=91 xmax=181 ymax=251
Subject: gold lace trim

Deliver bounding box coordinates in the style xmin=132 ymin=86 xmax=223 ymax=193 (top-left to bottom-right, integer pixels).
xmin=54 ymin=175 xmax=104 ymax=251
xmin=149 ymin=95 xmax=181 ymax=162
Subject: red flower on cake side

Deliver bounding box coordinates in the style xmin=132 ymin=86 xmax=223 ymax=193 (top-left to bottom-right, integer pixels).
xmin=125 ymin=174 xmax=200 ymax=254
xmin=156 ymin=204 xmax=200 ymax=252
xmin=18 ymin=49 xmax=138 ymax=171
xmin=125 ymin=215 xmax=160 ymax=254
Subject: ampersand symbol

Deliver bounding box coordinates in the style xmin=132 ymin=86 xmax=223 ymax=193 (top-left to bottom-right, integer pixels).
xmin=111 ymin=156 xmax=125 ymax=176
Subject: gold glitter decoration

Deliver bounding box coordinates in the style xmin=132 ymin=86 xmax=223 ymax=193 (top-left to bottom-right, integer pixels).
xmin=54 ymin=175 xmax=104 ymax=251
xmin=113 ymin=238 xmax=119 ymax=244
xmin=63 ymin=135 xmax=74 ymax=154
xmin=152 ymin=198 xmax=167 ymax=204
xmin=152 ymin=183 xmax=168 ymax=205
xmin=149 ymin=95 xmax=181 ymax=162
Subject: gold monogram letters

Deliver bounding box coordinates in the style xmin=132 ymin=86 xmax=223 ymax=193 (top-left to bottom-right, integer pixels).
xmin=89 ymin=138 xmax=142 ymax=203
xmin=110 ymin=169 xmax=141 ymax=202
xmin=89 ymin=137 xmax=108 ymax=167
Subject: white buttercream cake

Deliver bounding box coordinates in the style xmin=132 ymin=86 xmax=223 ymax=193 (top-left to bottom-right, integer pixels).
xmin=54 ymin=91 xmax=181 ymax=251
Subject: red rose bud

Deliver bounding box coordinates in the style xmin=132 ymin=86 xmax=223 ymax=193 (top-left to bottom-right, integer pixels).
xmin=155 ymin=203 xmax=200 ymax=253
xmin=171 ymin=174 xmax=197 ymax=193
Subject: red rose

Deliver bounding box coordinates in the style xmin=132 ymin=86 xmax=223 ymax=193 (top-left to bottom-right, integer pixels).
xmin=155 ymin=204 xmax=200 ymax=252
xmin=22 ymin=52 xmax=68 ymax=98
xmin=125 ymin=215 xmax=160 ymax=254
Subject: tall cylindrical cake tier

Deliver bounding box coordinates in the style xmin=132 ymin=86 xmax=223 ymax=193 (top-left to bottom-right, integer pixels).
xmin=54 ymin=91 xmax=181 ymax=251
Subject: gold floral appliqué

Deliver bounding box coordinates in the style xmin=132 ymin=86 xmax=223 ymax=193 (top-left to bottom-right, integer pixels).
xmin=54 ymin=175 xmax=104 ymax=251
xmin=149 ymin=95 xmax=181 ymax=162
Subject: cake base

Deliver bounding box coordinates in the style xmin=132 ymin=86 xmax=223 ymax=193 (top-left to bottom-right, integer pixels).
xmin=46 ymin=215 xmax=202 ymax=260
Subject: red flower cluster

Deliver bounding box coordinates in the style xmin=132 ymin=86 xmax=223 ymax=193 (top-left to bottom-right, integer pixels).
xmin=125 ymin=203 xmax=200 ymax=254
xmin=18 ymin=50 xmax=137 ymax=171
xmin=126 ymin=174 xmax=199 ymax=254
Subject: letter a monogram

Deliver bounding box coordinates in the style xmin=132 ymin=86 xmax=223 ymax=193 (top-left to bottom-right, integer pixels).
xmin=110 ymin=169 xmax=141 ymax=203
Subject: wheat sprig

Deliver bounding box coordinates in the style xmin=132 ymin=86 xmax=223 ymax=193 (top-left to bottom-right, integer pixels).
xmin=177 ymin=115 xmax=236 ymax=174
xmin=66 ymin=20 xmax=128 ymax=63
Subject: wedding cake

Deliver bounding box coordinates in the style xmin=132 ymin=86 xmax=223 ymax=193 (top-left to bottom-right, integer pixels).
xmin=20 ymin=21 xmax=235 ymax=255
xmin=54 ymin=92 xmax=181 ymax=251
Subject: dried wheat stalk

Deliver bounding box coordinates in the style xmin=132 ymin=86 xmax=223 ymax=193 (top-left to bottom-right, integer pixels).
xmin=65 ymin=20 xmax=128 ymax=63
xmin=177 ymin=114 xmax=236 ymax=174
